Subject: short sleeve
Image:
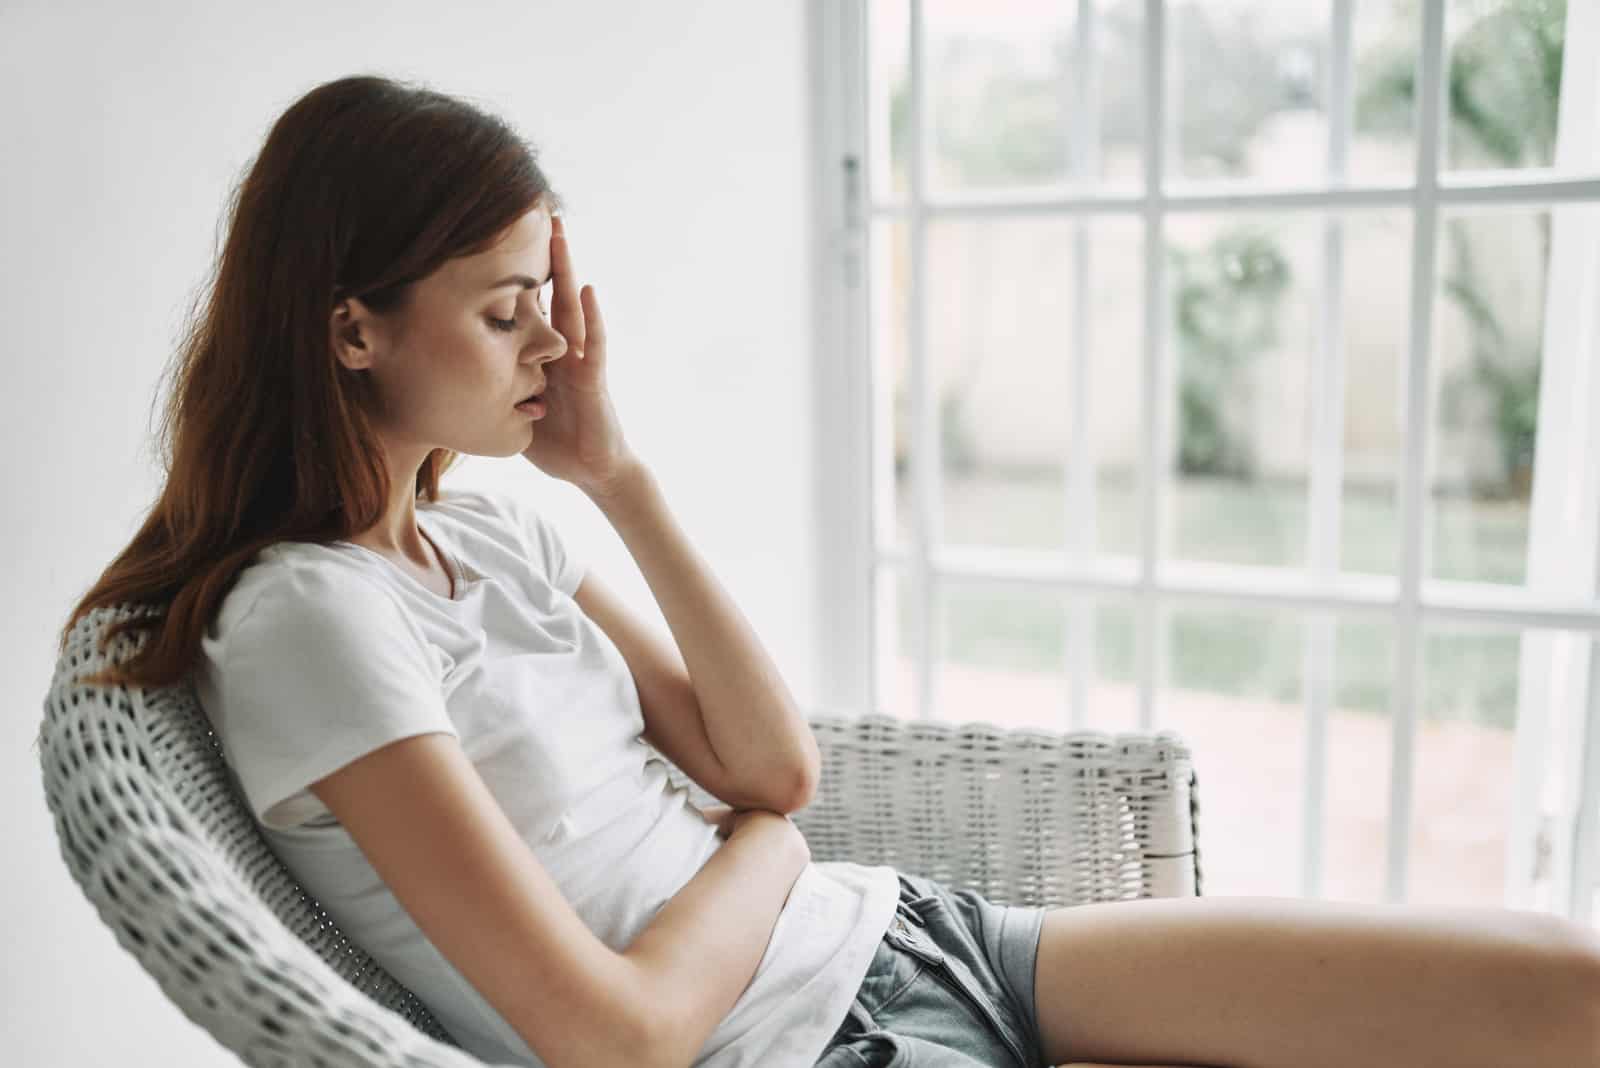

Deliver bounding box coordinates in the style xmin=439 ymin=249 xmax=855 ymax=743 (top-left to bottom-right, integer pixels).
xmin=201 ymin=566 xmax=458 ymax=830
xmin=502 ymin=493 xmax=586 ymax=597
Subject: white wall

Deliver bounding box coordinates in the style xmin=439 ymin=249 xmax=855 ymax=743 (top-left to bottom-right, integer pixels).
xmin=1 ymin=2 xmax=820 ymax=1063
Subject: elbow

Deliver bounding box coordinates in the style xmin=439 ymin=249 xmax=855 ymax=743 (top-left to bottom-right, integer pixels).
xmin=729 ymin=740 xmax=820 ymax=816
xmin=779 ymin=757 xmax=820 ymax=815
xmin=732 ymin=761 xmax=816 ymax=816
xmin=630 ymin=1003 xmax=701 ymax=1068
xmin=794 ymin=732 xmax=822 ymax=809
xmin=797 ymin=753 xmax=821 ymax=809
xmin=626 ymin=1016 xmax=669 ymax=1068
xmin=607 ymin=987 xmax=668 ymax=1068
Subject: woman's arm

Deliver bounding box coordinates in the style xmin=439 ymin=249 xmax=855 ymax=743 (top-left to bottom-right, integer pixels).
xmin=583 ymin=461 xmax=821 ymax=810
xmin=524 ymin=216 xmax=818 ymax=810
xmin=623 ymin=809 xmax=811 ymax=1068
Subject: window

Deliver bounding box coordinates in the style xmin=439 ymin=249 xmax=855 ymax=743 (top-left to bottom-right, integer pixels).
xmin=812 ymin=0 xmax=1600 ymax=919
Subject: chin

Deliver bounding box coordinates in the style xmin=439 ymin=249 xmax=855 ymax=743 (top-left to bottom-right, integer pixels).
xmin=487 ymin=439 xmax=531 ymax=459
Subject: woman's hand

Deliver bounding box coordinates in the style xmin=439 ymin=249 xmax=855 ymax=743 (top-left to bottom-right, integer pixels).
xmin=703 ymin=804 xmax=813 ymax=872
xmin=700 ymin=804 xmax=806 ymax=850
xmin=520 ymin=214 xmax=638 ymax=497
xmin=699 ymin=803 xmax=759 ymax=840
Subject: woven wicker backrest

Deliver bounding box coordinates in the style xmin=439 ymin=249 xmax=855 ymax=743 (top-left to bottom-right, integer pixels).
xmin=39 ymin=602 xmax=1201 ymax=1067
xmin=666 ymin=714 xmax=1202 ymax=907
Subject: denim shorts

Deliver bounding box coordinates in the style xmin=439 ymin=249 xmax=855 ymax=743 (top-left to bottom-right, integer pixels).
xmin=814 ymin=871 xmax=1049 ymax=1068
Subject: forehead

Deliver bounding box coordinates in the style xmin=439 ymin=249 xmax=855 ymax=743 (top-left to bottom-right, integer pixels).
xmin=441 ymin=205 xmax=553 ymax=290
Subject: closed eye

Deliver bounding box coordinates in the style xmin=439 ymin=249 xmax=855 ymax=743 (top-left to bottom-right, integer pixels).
xmin=487 ymin=286 xmax=549 ymax=334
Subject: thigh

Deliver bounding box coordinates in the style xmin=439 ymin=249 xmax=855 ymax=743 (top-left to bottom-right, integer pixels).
xmin=1033 ymin=893 xmax=1598 ymax=1068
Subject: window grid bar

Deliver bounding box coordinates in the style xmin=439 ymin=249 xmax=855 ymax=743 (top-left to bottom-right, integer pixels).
xmin=842 ymin=0 xmax=880 ymax=722
xmin=1512 ymin=0 xmax=1600 ymax=917
xmin=865 ymin=5 xmax=894 ymax=724
xmin=1066 ymin=0 xmax=1100 ymax=732
xmin=906 ymin=0 xmax=939 ymax=724
xmin=869 ymin=174 xmax=1600 ymax=218
xmin=1574 ymin=634 xmax=1600 ymax=923
xmin=1067 ymin=211 xmax=1094 ymax=730
xmin=1388 ymin=0 xmax=1449 ymax=905
xmin=880 ymin=545 xmax=1600 ymax=628
xmin=1300 ymin=0 xmax=1358 ymax=902
xmin=1136 ymin=0 xmax=1170 ymax=731
xmin=825 ymin=0 xmax=876 ymax=722
xmin=844 ymin=0 xmax=1599 ymax=911
xmin=1575 ymin=292 xmax=1600 ymax=912
xmin=1548 ymin=0 xmax=1600 ymax=916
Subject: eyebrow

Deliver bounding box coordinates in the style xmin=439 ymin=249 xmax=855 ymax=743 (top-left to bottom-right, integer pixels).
xmin=486 ymin=272 xmax=551 ymax=291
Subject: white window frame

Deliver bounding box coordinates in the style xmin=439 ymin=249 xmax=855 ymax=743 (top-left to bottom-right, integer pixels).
xmin=810 ymin=0 xmax=1600 ymax=917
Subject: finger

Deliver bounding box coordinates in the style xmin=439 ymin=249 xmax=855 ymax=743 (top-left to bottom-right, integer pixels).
xmin=579 ymin=285 xmax=606 ymax=372
xmin=548 ymin=215 xmax=585 ymax=355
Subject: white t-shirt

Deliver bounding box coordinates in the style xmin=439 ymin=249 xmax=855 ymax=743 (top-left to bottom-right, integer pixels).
xmin=191 ymin=486 xmax=898 ymax=1068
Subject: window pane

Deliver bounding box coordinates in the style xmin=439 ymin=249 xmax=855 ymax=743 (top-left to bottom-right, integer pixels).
xmin=1162 ymin=606 xmax=1306 ymax=897
xmin=1089 ymin=217 xmax=1145 ymax=558
xmin=1350 ymin=0 xmax=1421 ymax=182
xmin=873 ymin=0 xmax=1147 ymax=191
xmin=1169 ymin=213 xmax=1319 ymax=568
xmin=936 ymin=580 xmax=1069 ymax=728
xmin=1340 ymin=212 xmax=1412 ymax=576
xmin=1090 ymin=597 xmax=1141 ymax=732
xmin=1323 ymin=617 xmax=1396 ymax=903
xmin=1443 ymin=0 xmax=1567 ymax=174
xmin=910 ymin=216 xmax=1145 ymax=557
xmin=1098 ymin=0 xmax=1146 ymax=186
xmin=1171 ymin=0 xmax=1330 ymax=183
xmin=880 ymin=563 xmax=921 ymax=716
xmin=1409 ymin=624 xmax=1526 ymax=907
xmin=910 ymin=585 xmax=1141 ymax=733
xmin=928 ymin=216 xmax=1072 ymax=553
xmin=1428 ymin=209 xmax=1548 ymax=585
xmin=870 ymin=0 xmax=910 ymax=200
xmin=924 ymin=0 xmax=1076 ymax=192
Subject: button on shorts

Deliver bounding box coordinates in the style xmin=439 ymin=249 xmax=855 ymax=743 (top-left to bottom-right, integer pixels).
xmin=814 ymin=871 xmax=1049 ymax=1068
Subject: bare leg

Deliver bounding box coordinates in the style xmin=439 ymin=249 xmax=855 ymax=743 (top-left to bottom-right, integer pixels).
xmin=1031 ymin=894 xmax=1600 ymax=1068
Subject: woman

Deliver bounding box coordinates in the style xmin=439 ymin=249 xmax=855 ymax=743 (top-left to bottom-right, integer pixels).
xmin=60 ymin=75 xmax=1600 ymax=1068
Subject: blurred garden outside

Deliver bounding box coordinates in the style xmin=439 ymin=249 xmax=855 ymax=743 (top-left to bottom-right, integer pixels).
xmin=871 ymin=0 xmax=1575 ymax=908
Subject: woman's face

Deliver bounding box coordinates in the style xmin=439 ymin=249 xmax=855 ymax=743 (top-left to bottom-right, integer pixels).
xmin=335 ymin=203 xmax=569 ymax=458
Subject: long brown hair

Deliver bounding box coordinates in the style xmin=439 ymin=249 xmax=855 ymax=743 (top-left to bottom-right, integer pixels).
xmin=53 ymin=73 xmax=564 ymax=702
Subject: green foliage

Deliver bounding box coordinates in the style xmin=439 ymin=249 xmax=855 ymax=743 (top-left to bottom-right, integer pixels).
xmin=1357 ymin=0 xmax=1565 ymax=170
xmin=1359 ymin=0 xmax=1564 ymax=497
xmin=886 ymin=0 xmax=1566 ymax=498
xmin=1439 ymin=230 xmax=1543 ymax=494
xmin=1170 ymin=227 xmax=1292 ymax=477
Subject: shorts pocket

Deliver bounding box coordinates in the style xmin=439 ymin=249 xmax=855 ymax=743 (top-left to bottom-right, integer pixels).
xmin=884 ymin=913 xmax=1031 ymax=1068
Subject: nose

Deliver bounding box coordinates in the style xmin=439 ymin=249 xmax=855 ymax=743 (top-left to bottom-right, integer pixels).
xmin=526 ymin=320 xmax=567 ymax=364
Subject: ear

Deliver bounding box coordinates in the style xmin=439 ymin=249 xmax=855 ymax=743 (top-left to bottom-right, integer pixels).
xmin=330 ymin=295 xmax=384 ymax=372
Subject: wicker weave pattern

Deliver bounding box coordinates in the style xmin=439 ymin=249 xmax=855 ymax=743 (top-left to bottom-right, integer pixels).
xmin=38 ymin=603 xmax=1202 ymax=1067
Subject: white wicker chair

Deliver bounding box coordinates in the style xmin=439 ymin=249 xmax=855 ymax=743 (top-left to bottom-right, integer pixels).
xmin=39 ymin=602 xmax=1204 ymax=1067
